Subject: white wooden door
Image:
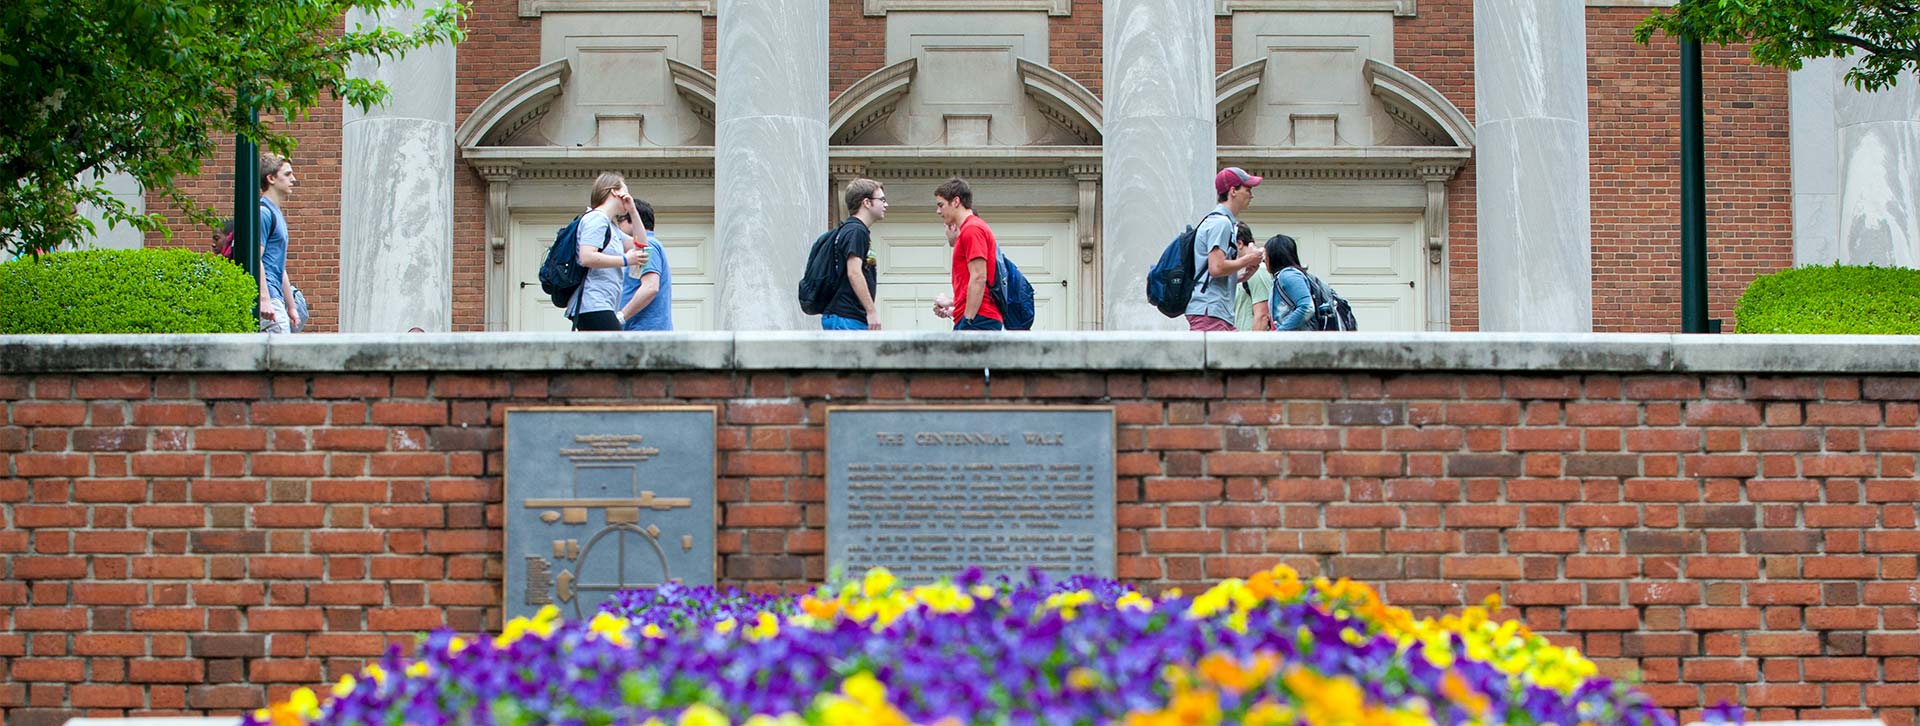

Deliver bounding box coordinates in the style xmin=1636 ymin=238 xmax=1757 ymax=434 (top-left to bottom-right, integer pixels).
xmin=1235 ymin=214 xmax=1424 ymax=331
xmin=866 ymin=213 xmax=1076 ymax=331
xmin=508 ymin=213 xmax=717 ymax=331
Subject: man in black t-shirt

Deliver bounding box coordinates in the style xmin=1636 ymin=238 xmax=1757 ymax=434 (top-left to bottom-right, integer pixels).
xmin=821 ymin=178 xmax=889 ymax=330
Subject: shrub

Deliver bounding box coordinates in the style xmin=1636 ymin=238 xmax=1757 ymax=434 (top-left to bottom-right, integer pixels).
xmin=1735 ymin=263 xmax=1920 ymax=334
xmin=0 ymin=248 xmax=257 ymax=334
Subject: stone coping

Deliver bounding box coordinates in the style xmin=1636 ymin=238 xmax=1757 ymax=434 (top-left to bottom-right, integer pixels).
xmin=2 ymin=332 xmax=1916 ymax=375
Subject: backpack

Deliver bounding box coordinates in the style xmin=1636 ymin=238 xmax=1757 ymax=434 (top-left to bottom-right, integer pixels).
xmin=1307 ymin=276 xmax=1359 ymax=331
xmin=538 ymin=214 xmax=612 ymax=308
xmin=797 ymin=220 xmax=856 ymax=316
xmin=1277 ymin=271 xmax=1358 ymax=331
xmin=214 ymin=201 xmax=278 ymax=268
xmin=989 ymin=251 xmax=1036 ymax=331
xmin=1145 ymin=211 xmax=1225 ymax=318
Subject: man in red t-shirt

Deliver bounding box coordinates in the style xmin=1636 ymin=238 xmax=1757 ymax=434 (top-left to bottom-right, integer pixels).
xmin=930 ymin=177 xmax=1003 ymax=331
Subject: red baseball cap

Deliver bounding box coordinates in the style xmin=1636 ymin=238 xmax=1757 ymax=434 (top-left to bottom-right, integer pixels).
xmin=1214 ymin=167 xmax=1263 ymax=196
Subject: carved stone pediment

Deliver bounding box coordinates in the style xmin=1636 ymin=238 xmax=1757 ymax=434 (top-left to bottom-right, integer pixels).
xmin=1364 ymin=59 xmax=1475 ymax=148
xmin=1018 ymin=59 xmax=1102 ymax=145
xmin=457 ymin=59 xmax=571 ymax=148
xmin=829 ymin=59 xmax=917 ymax=146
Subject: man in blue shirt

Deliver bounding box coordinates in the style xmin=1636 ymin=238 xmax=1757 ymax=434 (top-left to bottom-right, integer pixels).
xmin=616 ymin=198 xmax=673 ymax=331
xmin=257 ymin=153 xmax=299 ymax=333
xmin=1185 ymin=167 xmax=1266 ymax=331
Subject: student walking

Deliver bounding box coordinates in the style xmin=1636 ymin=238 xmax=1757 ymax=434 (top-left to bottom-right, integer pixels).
xmin=256 ymin=154 xmax=300 ymax=334
xmin=1185 ymin=167 xmax=1266 ymax=331
xmin=1230 ymin=221 xmax=1274 ymax=333
xmin=930 ymin=178 xmax=1003 ymax=331
xmin=821 ymin=179 xmax=888 ymax=330
xmin=616 ymin=198 xmax=673 ymax=331
xmin=566 ymin=172 xmax=651 ymax=331
xmin=1265 ymin=233 xmax=1319 ymax=331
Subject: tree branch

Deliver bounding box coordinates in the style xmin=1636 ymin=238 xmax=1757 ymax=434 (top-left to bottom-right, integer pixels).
xmin=1824 ymin=31 xmax=1920 ymax=62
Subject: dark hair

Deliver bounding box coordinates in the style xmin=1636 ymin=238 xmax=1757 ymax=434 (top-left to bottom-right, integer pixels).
xmin=218 ymin=218 xmax=235 ymax=238
xmin=1234 ymin=221 xmax=1254 ymax=248
xmin=844 ymin=178 xmax=883 ymax=217
xmin=1218 ymin=190 xmax=1230 ymax=203
xmin=934 ymin=177 xmax=972 ymax=210
xmin=259 ymin=153 xmax=289 ymax=192
xmin=1264 ymin=234 xmax=1304 ymax=274
xmin=631 ymin=197 xmax=655 ymax=231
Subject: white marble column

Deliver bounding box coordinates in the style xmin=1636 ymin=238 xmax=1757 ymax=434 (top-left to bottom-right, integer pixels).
xmin=1789 ymin=58 xmax=1842 ymax=267
xmin=339 ymin=4 xmax=456 ymax=332
xmin=714 ymin=0 xmax=828 ymax=330
xmin=1473 ymin=0 xmax=1592 ymax=332
xmin=1835 ymin=67 xmax=1920 ymax=268
xmin=1102 ymin=0 xmax=1215 ymax=331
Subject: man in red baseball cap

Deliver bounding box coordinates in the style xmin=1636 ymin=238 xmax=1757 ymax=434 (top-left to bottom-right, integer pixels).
xmin=1183 ymin=167 xmax=1266 ymax=331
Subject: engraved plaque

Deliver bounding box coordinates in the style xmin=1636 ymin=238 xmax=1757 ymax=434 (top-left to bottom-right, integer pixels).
xmin=506 ymin=407 xmax=716 ymax=620
xmin=828 ymin=407 xmax=1115 ymax=582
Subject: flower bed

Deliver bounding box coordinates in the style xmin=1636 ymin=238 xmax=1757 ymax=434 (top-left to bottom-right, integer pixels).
xmin=250 ymin=565 xmax=1733 ymax=726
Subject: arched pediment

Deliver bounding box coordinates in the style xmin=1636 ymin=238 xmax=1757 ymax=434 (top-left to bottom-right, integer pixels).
xmin=1364 ymin=59 xmax=1475 ymax=148
xmin=1216 ymin=58 xmax=1267 ymax=128
xmin=1017 ymin=59 xmax=1102 ymax=145
xmin=457 ymin=59 xmax=571 ymax=148
xmin=1212 ymin=56 xmax=1472 ymax=150
xmin=668 ymin=58 xmax=717 ymax=128
xmin=829 ymin=59 xmax=917 ymax=145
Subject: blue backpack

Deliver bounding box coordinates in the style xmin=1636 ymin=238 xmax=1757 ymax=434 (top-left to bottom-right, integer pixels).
xmin=1145 ymin=211 xmax=1225 ymax=318
xmin=989 ymin=251 xmax=1036 ymax=331
xmin=537 ymin=214 xmax=613 ymax=308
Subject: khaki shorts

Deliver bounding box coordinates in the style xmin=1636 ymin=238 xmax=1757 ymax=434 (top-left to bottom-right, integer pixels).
xmin=260 ymin=298 xmax=290 ymax=334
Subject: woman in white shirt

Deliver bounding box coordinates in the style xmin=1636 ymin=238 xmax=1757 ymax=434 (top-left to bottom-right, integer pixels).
xmin=566 ymin=172 xmax=650 ymax=331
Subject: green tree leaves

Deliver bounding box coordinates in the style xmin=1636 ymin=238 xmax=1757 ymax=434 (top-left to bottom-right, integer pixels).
xmin=1636 ymin=0 xmax=1920 ymax=91
xmin=0 ymin=0 xmax=466 ymax=257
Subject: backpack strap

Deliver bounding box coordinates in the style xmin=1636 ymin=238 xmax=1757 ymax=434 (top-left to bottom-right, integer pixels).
xmin=1192 ymin=211 xmax=1228 ymax=285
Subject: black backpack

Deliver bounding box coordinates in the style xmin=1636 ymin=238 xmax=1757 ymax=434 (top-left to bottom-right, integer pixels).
xmin=1145 ymin=211 xmax=1225 ymax=318
xmin=798 ymin=221 xmax=856 ymax=316
xmin=538 ymin=214 xmax=612 ymax=308
xmin=1305 ymin=275 xmax=1359 ymax=331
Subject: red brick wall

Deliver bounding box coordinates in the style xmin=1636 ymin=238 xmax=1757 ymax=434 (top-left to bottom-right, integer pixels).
xmin=3 ymin=369 xmax=1918 ymax=725
xmin=1048 ymin=0 xmax=1102 ymax=96
xmin=1586 ymin=9 xmax=1793 ymax=333
xmin=828 ymin=0 xmax=886 ymax=98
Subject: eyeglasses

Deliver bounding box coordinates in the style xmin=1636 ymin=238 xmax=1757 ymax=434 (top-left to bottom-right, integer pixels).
xmin=615 ymin=214 xmax=631 ymax=223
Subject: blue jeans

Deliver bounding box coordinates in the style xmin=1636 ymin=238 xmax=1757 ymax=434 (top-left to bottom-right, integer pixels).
xmin=821 ymin=314 xmax=869 ymax=330
xmin=953 ymin=317 xmax=1004 ymax=331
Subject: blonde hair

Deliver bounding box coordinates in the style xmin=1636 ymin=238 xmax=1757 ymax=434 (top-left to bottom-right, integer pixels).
xmin=589 ymin=172 xmax=626 ymax=208
xmin=259 ymin=153 xmax=289 ymax=192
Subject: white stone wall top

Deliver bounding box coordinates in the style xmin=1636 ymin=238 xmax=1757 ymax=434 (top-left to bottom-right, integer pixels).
xmin=3 ymin=333 xmax=1916 ymax=375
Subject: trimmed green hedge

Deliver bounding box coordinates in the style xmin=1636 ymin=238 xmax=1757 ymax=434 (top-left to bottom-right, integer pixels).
xmin=0 ymin=249 xmax=258 ymax=334
xmin=1735 ymin=264 xmax=1920 ymax=335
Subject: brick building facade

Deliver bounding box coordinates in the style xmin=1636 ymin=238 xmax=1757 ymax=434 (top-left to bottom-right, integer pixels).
xmin=126 ymin=0 xmax=1814 ymax=335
